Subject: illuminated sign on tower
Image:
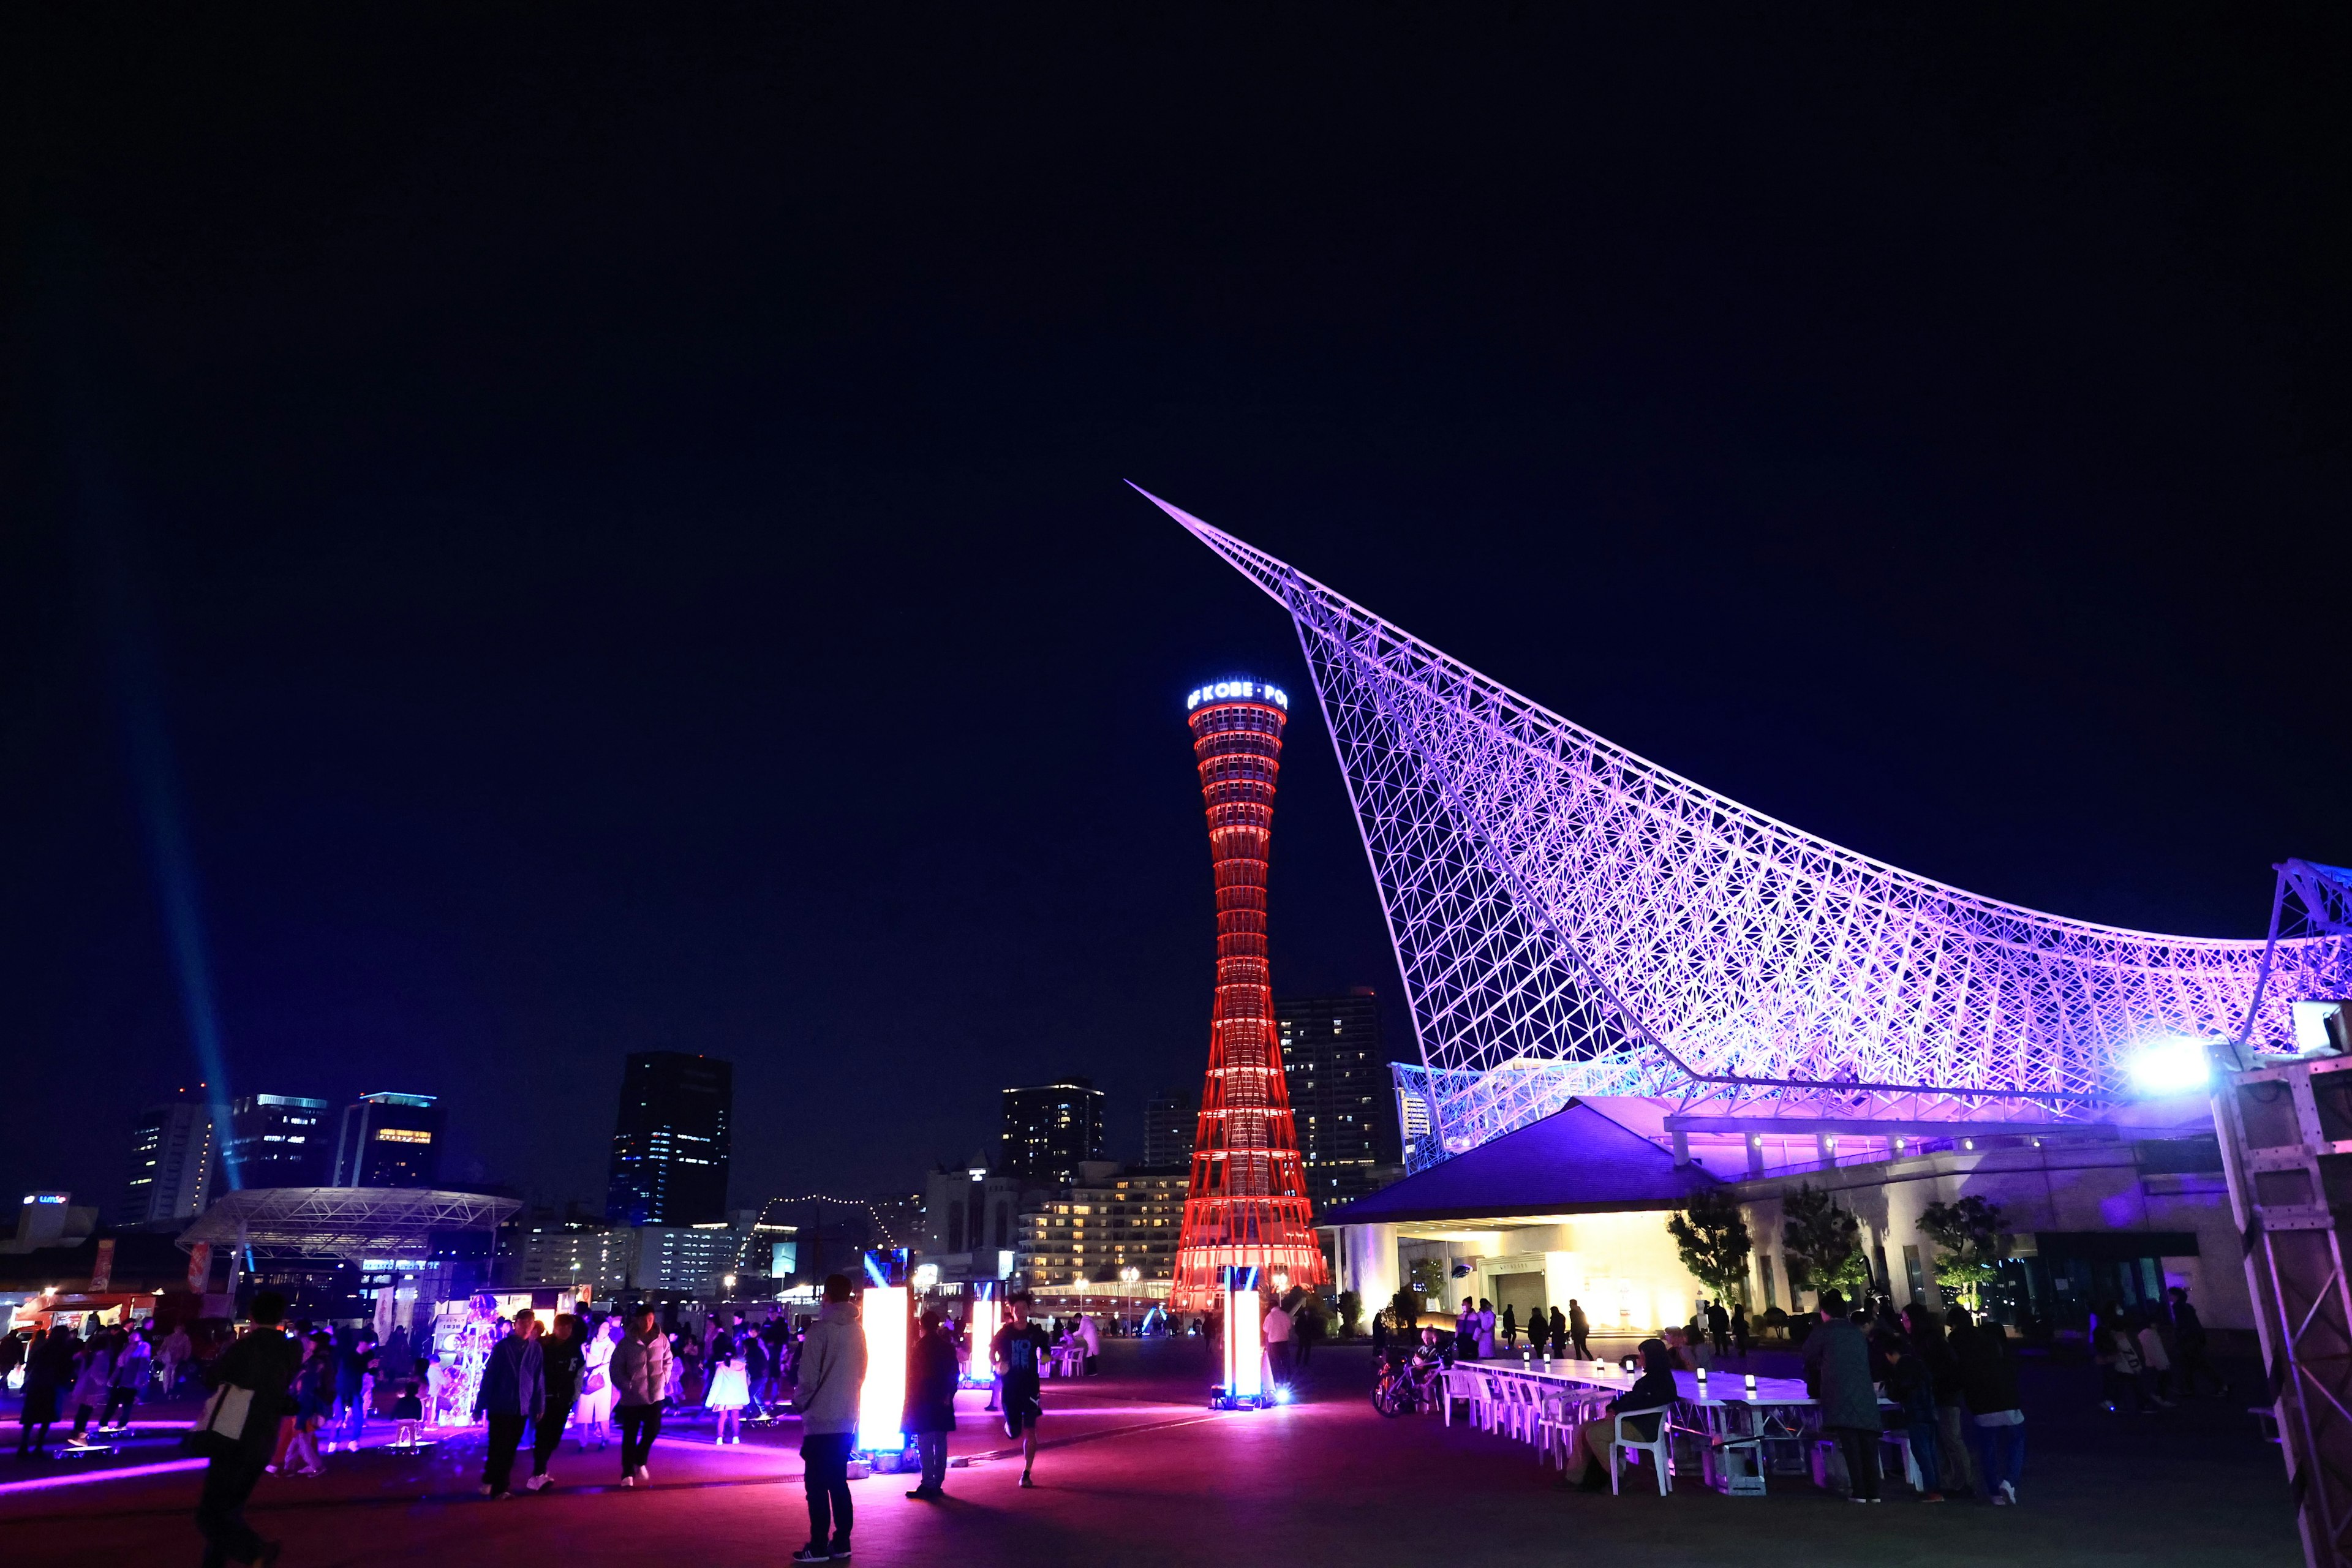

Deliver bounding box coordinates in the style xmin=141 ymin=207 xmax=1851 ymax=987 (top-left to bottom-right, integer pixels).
xmin=1169 ymin=676 xmax=1327 ymax=1312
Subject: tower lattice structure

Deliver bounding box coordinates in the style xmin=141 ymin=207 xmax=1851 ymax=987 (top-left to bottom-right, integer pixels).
xmin=1170 ymin=677 xmax=1328 ymax=1311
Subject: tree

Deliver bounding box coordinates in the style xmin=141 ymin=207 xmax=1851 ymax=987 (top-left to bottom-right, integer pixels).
xmin=1408 ymin=1256 xmax=1449 ymax=1309
xmin=1337 ymin=1290 xmax=1362 ymax=1338
xmin=1666 ymin=1188 xmax=1754 ymax=1303
xmin=1918 ymin=1195 xmax=2008 ymax=1310
xmin=1389 ymin=1286 xmax=1422 ymax=1332
xmin=1781 ymin=1183 xmax=1869 ymax=1305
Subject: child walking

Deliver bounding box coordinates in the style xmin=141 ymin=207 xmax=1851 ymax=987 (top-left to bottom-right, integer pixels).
xmin=705 ymin=1333 xmax=749 ymax=1445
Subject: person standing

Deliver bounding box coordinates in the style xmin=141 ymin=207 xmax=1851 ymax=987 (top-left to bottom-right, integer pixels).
xmin=705 ymin=1332 xmax=749 ymax=1445
xmin=1878 ymin=1327 xmax=1943 ymax=1501
xmin=473 ymin=1311 xmax=545 ymax=1499
xmin=160 ymin=1323 xmax=194 ymax=1395
xmin=1371 ymin=1310 xmax=1390 ymax=1358
xmin=529 ymin=1313 xmax=585 ymax=1490
xmin=2094 ymin=1306 xmax=2147 ymax=1413
xmin=332 ymin=1330 xmax=376 ymax=1452
xmin=16 ymin=1328 xmax=63 ymax=1457
xmin=792 ymin=1275 xmax=868 ymax=1563
xmin=992 ymin=1291 xmax=1052 ymax=1492
xmin=1566 ymin=1300 xmax=1589 ymax=1359
xmin=1731 ymin=1303 xmax=1751 ymax=1358
xmin=1077 ymin=1311 xmax=1102 ymax=1376
xmin=1802 ymin=1289 xmax=1882 ymax=1501
xmin=2166 ymin=1287 xmax=2225 ymax=1397
xmin=193 ymin=1291 xmax=301 ymax=1568
xmin=1262 ymin=1295 xmax=1294 ymax=1390
xmin=105 ymin=1329 xmax=153 ymax=1430
xmin=1453 ymin=1299 xmax=1479 ymax=1362
xmin=67 ymin=1328 xmax=116 ymax=1442
xmin=576 ymin=1315 xmax=620 ymax=1450
xmin=610 ymin=1306 xmax=671 ymax=1487
xmin=1501 ymin=1303 xmax=1518 ymax=1350
xmin=1295 ymin=1299 xmax=1321 ymax=1367
xmin=903 ymin=1311 xmax=957 ymax=1501
xmin=1477 ymin=1300 xmax=1498 ymax=1359
xmin=284 ymin=1332 xmax=334 ymax=1477
xmin=1706 ymin=1300 xmax=1732 ymax=1359
xmin=1905 ymin=1302 xmax=1975 ymax=1498
xmin=1951 ymin=1308 xmax=2026 ymax=1504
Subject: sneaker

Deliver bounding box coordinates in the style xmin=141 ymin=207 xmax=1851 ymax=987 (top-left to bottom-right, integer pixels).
xmin=1999 ymin=1480 xmax=2018 ymax=1506
xmin=477 ymin=1484 xmax=494 ymax=1496
xmin=1019 ymin=1471 xmax=1036 ymax=1489
xmin=635 ymin=1464 xmax=650 ymax=1483
xmin=829 ymin=1546 xmax=852 ymax=1562
xmin=524 ymin=1474 xmax=549 ymax=1492
xmin=622 ymin=1475 xmax=635 ymax=1488
xmin=790 ymin=1549 xmax=831 ymax=1564
xmin=490 ymin=1491 xmax=514 ymax=1501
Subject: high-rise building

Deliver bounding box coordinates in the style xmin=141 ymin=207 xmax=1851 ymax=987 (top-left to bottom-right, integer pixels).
xmin=331 ymin=1092 xmax=446 ymax=1188
xmin=225 ymin=1093 xmax=333 ymax=1188
xmin=1000 ymin=1078 xmax=1106 ymax=1186
xmin=118 ymin=1093 xmax=219 ymax=1226
xmin=1169 ymin=676 xmax=1326 ymax=1310
xmin=1143 ymin=1087 xmax=1196 ymax=1169
xmin=1276 ymin=990 xmax=1403 ymax=1214
xmin=605 ymin=1052 xmax=733 ymax=1226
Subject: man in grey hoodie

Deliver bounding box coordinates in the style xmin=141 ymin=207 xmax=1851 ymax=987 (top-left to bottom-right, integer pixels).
xmin=792 ymin=1275 xmax=868 ymax=1564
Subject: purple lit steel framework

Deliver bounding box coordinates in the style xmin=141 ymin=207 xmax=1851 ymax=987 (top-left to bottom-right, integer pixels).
xmin=1137 ymin=486 xmax=2352 ymax=1169
xmin=1170 ymin=677 xmax=1328 ymax=1311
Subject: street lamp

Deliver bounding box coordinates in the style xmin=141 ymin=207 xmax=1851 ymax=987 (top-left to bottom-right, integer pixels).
xmin=1271 ymin=1270 xmax=1289 ymax=1292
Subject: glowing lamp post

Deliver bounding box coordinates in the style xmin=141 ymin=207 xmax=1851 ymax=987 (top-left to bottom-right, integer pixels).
xmin=1214 ymin=1265 xmax=1265 ymax=1409
xmin=964 ymin=1285 xmax=1001 ymax=1388
xmin=858 ymin=1285 xmax=909 ymax=1457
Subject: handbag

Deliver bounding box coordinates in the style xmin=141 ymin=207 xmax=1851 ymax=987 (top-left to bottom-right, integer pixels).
xmin=183 ymin=1383 xmax=254 ymax=1460
xmin=583 ymin=1370 xmax=607 ymax=1396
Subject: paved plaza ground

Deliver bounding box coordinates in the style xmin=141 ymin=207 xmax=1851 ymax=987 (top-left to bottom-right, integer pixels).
xmin=2 ymin=1336 xmax=2300 ymax=1567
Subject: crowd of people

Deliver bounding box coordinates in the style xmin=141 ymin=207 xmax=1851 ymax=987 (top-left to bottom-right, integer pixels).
xmin=174 ymin=1278 xmax=1071 ymax=1568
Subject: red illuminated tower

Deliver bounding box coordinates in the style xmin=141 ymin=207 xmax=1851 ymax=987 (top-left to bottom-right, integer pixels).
xmin=1170 ymin=676 xmax=1328 ymax=1312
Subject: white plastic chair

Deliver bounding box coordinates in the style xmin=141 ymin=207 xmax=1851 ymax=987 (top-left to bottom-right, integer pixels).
xmin=1536 ymin=1388 xmax=1577 ymax=1469
xmin=1609 ymin=1406 xmax=1676 ymax=1496
xmin=1496 ymin=1377 xmax=1539 ymax=1444
xmin=1441 ymin=1365 xmax=1483 ymax=1428
xmin=1880 ymin=1428 xmax=1922 ymax=1491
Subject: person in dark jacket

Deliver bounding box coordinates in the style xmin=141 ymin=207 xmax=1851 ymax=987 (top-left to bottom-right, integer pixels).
xmin=1878 ymin=1327 xmax=1943 ymax=1499
xmin=2166 ymin=1287 xmax=2225 ymax=1396
xmin=1706 ymin=1300 xmax=1732 ymax=1359
xmin=528 ymin=1313 xmax=586 ymax=1491
xmin=1566 ymin=1301 xmax=1589 ymax=1359
xmin=1731 ymin=1303 xmax=1751 ymax=1357
xmin=473 ymin=1311 xmax=546 ymax=1500
xmin=1948 ymin=1307 xmax=2025 ymax=1504
xmin=1904 ymin=1302 xmax=1975 ymax=1497
xmin=1559 ymin=1337 xmax=1679 ymax=1490
xmin=903 ymin=1311 xmax=959 ymax=1501
xmin=1803 ymin=1289 xmax=1883 ymax=1501
xmin=195 ymin=1291 xmax=303 ymax=1568
xmin=15 ymin=1329 xmax=66 ymax=1457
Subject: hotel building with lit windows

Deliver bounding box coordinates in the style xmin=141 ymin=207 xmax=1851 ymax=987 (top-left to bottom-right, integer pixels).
xmin=1013 ymin=1161 xmax=1188 ymax=1299
xmin=331 ymin=1091 xmax=445 ymax=1188
xmin=606 ymin=1052 xmax=734 ymax=1226
xmin=225 ymin=1093 xmax=333 ymax=1187
xmin=999 ymin=1077 xmax=1106 ymax=1186
xmin=1276 ymin=990 xmax=1404 ymax=1215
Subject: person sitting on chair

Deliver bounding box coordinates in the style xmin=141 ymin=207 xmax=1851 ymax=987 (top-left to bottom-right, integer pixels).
xmin=1558 ymin=1338 xmax=1678 ymax=1491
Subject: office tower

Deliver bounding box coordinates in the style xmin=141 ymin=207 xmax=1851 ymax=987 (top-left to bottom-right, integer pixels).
xmin=1000 ymin=1078 xmax=1106 ymax=1186
xmin=1276 ymin=989 xmax=1401 ymax=1213
xmin=1143 ymin=1087 xmax=1196 ymax=1169
xmin=331 ymin=1091 xmax=446 ymax=1187
xmin=224 ymin=1093 xmax=334 ymax=1187
xmin=118 ymin=1094 xmax=218 ymax=1226
xmin=1169 ymin=676 xmax=1325 ymax=1310
xmin=605 ymin=1052 xmax=734 ymax=1226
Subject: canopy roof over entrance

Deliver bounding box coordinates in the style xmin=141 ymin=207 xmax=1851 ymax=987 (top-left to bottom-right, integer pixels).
xmin=1321 ymin=1101 xmax=1719 ymax=1227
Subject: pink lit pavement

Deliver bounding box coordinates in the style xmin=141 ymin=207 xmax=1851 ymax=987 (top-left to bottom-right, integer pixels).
xmin=1 ymin=1340 xmax=2300 ymax=1567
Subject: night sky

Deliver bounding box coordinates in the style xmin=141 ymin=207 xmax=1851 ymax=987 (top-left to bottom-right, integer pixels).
xmin=5 ymin=9 xmax=2346 ymax=1216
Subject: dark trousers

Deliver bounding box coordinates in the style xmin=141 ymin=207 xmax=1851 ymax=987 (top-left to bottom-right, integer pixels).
xmin=1830 ymin=1425 xmax=1881 ymax=1499
xmin=532 ymin=1400 xmax=573 ymax=1476
xmin=617 ymin=1404 xmax=662 ymax=1475
xmin=102 ymin=1389 xmax=136 ymax=1425
xmin=1570 ymin=1330 xmax=1590 ymax=1358
xmin=2177 ymin=1343 xmax=2225 ymax=1396
xmin=1268 ymin=1342 xmax=1292 ymax=1384
xmin=481 ymin=1413 xmax=528 ymax=1494
xmin=914 ymin=1431 xmax=948 ymax=1490
xmin=802 ymin=1432 xmax=855 ymax=1549
xmin=196 ymin=1453 xmax=268 ymax=1568
xmin=1295 ymin=1335 xmax=1314 ymax=1366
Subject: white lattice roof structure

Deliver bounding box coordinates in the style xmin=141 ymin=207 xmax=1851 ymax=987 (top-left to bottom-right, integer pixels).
xmin=176 ymin=1186 xmax=519 ymax=1261
xmin=1142 ymin=488 xmax=2352 ymax=1169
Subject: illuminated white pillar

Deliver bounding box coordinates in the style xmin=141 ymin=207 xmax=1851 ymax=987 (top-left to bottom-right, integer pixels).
xmin=1221 ymin=1267 xmax=1262 ymax=1402
xmin=966 ymin=1292 xmax=1001 ymax=1385
xmin=858 ymin=1285 xmax=909 ymax=1453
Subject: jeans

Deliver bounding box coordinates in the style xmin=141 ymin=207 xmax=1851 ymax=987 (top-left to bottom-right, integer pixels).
xmin=617 ymin=1404 xmax=663 ymax=1475
xmin=481 ymin=1413 xmax=529 ymax=1494
xmin=1905 ymin=1418 xmax=1942 ymax=1493
xmin=914 ymin=1431 xmax=948 ymax=1490
xmin=532 ymin=1400 xmax=574 ymax=1476
xmin=339 ymin=1387 xmax=367 ymax=1445
xmin=1970 ymin=1420 xmax=2026 ymax=1496
xmin=196 ymin=1453 xmax=267 ymax=1568
xmin=802 ymin=1431 xmax=855 ymax=1548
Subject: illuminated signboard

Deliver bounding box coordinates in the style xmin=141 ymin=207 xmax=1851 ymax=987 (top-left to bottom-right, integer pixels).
xmin=374 ymin=1128 xmax=434 ymax=1144
xmin=1186 ymin=680 xmax=1289 ymax=712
